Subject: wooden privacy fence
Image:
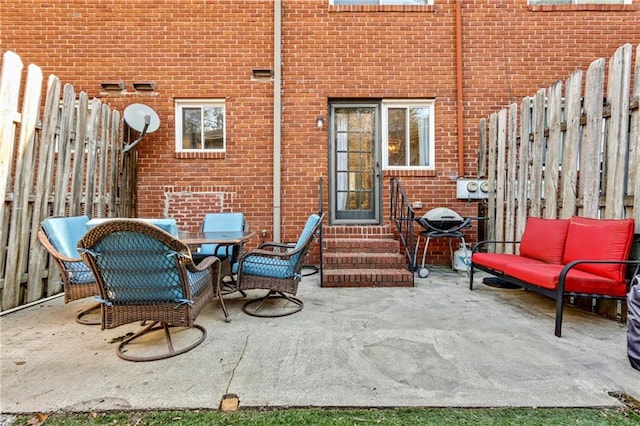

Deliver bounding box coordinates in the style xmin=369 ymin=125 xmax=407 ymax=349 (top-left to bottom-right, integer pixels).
xmin=479 ymin=43 xmax=640 ymax=253
xmin=0 ymin=50 xmax=135 ymax=311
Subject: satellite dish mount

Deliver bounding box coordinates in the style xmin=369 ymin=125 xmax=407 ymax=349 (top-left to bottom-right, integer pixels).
xmin=123 ymin=103 xmax=160 ymax=153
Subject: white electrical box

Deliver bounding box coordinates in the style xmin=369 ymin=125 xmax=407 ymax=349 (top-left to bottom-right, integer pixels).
xmin=456 ymin=179 xmax=489 ymax=199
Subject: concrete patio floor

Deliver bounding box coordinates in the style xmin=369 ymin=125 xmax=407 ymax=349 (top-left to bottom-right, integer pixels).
xmin=1 ymin=268 xmax=639 ymax=415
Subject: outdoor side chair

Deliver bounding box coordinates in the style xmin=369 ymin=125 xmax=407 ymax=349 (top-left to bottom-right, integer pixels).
xmin=38 ymin=215 xmax=100 ymax=325
xmin=78 ymin=219 xmax=229 ymax=362
xmin=236 ymin=212 xmax=324 ymax=317
xmin=196 ymin=212 xmax=247 ymax=294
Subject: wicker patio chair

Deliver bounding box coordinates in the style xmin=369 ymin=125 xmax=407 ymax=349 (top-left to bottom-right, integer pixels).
xmin=38 ymin=215 xmax=100 ymax=325
xmin=236 ymin=213 xmax=324 ymax=317
xmin=195 ymin=212 xmax=247 ymax=294
xmin=78 ymin=219 xmax=229 ymax=362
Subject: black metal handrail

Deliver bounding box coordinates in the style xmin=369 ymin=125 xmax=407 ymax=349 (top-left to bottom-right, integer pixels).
xmin=390 ymin=177 xmax=416 ymax=271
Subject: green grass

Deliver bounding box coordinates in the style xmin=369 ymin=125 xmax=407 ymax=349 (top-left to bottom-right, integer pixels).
xmin=9 ymin=407 xmax=640 ymax=426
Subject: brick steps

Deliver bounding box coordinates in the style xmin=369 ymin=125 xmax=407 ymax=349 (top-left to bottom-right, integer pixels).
xmin=321 ymin=224 xmax=413 ymax=288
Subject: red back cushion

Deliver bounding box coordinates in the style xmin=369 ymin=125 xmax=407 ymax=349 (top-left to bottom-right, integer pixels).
xmin=519 ymin=217 xmax=570 ymax=264
xmin=563 ymin=216 xmax=635 ymax=281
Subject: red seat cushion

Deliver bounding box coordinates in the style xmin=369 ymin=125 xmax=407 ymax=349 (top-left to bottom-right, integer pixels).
xmin=472 ymin=252 xmax=543 ymax=273
xmin=563 ymin=216 xmax=635 ymax=282
xmin=504 ymin=263 xmax=628 ymax=297
xmin=518 ymin=217 xmax=570 ymax=264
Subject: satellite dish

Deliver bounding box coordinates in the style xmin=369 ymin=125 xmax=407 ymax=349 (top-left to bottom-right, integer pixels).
xmin=123 ymin=103 xmax=160 ymax=134
xmin=122 ymin=104 xmax=160 ymax=152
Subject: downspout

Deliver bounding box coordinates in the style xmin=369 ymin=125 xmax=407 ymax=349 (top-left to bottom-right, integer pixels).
xmin=273 ymin=0 xmax=282 ymax=242
xmin=455 ymin=0 xmax=465 ymax=177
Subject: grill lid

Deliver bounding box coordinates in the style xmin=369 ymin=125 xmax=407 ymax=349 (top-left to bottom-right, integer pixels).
xmin=422 ymin=207 xmax=464 ymax=222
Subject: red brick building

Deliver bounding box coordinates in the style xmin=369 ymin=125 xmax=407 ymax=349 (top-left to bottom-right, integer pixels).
xmin=1 ymin=0 xmax=638 ymax=276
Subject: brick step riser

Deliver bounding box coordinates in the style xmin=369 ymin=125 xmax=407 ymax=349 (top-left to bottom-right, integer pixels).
xmin=323 ymin=240 xmax=401 ymax=252
xmin=323 ymin=225 xmax=394 ymax=233
xmin=322 ymin=269 xmax=414 ymax=288
xmin=322 ymin=270 xmax=413 ymax=287
xmin=322 ymin=254 xmax=407 ymax=269
xmin=322 ymin=281 xmax=413 ymax=288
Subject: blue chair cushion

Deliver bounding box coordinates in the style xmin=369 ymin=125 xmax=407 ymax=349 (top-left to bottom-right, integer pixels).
xmin=290 ymin=213 xmax=321 ymax=265
xmin=241 ymin=255 xmax=296 ymax=279
xmin=41 ymin=215 xmax=90 ymax=259
xmin=200 ymin=212 xmax=245 ymax=258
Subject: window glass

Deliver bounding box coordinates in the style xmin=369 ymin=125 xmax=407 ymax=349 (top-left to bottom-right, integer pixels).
xmin=175 ymin=100 xmax=225 ymax=152
xmin=383 ymin=101 xmax=434 ymax=170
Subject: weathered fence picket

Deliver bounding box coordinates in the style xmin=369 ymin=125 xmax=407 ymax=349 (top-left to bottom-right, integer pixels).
xmin=0 ymin=50 xmax=130 ymax=310
xmin=480 ymin=43 xmax=640 ymax=247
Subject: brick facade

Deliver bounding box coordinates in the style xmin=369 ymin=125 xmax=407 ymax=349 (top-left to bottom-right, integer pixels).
xmin=2 ymin=0 xmax=638 ymax=265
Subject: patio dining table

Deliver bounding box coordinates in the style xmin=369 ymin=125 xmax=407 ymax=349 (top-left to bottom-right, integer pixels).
xmin=179 ymin=229 xmax=256 ymax=294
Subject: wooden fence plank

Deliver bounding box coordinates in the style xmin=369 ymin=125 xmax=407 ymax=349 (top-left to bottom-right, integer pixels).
xmin=529 ymin=89 xmax=546 ymax=218
xmin=0 ymin=51 xmax=22 ymax=214
xmin=478 ymin=118 xmax=487 ymax=178
xmin=2 ymin=64 xmax=42 ymax=310
xmin=580 ymin=58 xmax=606 ymax=218
xmin=544 ymin=80 xmax=562 ymax=219
xmin=97 ymin=104 xmax=111 ymax=217
xmin=604 ymin=43 xmax=632 ymax=219
xmin=560 ymin=69 xmax=582 ymax=219
xmin=109 ymin=110 xmax=121 ymax=215
xmin=632 ymin=45 xmax=640 ymax=232
xmin=486 ymin=112 xmax=498 ymax=251
xmin=84 ymin=98 xmax=101 ymax=218
xmin=495 ymin=109 xmax=507 ymax=251
xmin=53 ymin=84 xmax=76 ymax=216
xmin=504 ymin=103 xmax=518 ymax=254
xmin=70 ymin=92 xmax=88 ymax=216
xmin=27 ymin=75 xmax=62 ymax=301
xmin=516 ymin=97 xmax=532 ymax=240
xmin=25 ymin=75 xmax=61 ymax=303
xmin=0 ymin=51 xmax=23 ymax=296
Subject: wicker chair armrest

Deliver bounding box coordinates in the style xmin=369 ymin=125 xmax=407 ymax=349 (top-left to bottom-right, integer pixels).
xmin=188 ymin=255 xmax=221 ymax=273
xmin=239 ymin=248 xmax=296 ymax=262
xmin=257 ymin=242 xmax=295 ymax=251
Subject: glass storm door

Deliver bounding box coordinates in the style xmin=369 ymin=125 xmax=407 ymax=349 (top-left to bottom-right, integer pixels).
xmin=329 ymin=104 xmax=381 ymax=224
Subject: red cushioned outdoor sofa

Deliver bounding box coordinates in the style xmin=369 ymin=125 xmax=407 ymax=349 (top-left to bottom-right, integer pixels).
xmin=469 ymin=216 xmax=640 ymax=337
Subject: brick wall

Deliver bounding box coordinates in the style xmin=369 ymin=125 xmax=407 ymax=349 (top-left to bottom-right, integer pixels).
xmin=2 ymin=0 xmax=638 ymax=264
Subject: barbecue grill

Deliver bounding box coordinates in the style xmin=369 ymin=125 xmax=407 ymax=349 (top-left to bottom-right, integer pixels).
xmin=414 ymin=207 xmax=472 ymax=278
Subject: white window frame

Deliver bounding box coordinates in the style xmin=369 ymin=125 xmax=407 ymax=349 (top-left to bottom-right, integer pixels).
xmin=175 ymin=99 xmax=226 ymax=152
xmin=381 ymin=99 xmax=435 ymax=171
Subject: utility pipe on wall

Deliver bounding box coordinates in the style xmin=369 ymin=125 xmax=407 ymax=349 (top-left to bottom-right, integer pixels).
xmin=273 ymin=0 xmax=282 ymax=242
xmin=455 ymin=0 xmax=465 ymax=178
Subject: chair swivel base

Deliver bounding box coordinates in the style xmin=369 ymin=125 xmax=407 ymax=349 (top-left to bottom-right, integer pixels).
xmin=242 ymin=290 xmax=303 ymax=318
xmin=76 ymin=302 xmax=101 ymax=325
xmin=117 ymin=321 xmax=207 ymax=362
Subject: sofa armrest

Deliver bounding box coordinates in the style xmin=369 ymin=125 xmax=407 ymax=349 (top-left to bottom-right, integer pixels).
xmin=472 ymin=240 xmax=520 ymax=253
xmin=558 ymin=259 xmax=640 ymax=293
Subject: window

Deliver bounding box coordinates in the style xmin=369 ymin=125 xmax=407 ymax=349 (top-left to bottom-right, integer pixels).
xmin=332 ymin=0 xmax=433 ymax=5
xmin=175 ymin=99 xmax=225 ymax=152
xmin=382 ymin=100 xmax=435 ymax=170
